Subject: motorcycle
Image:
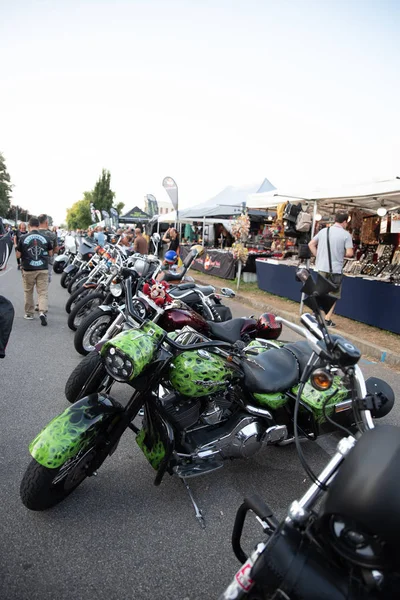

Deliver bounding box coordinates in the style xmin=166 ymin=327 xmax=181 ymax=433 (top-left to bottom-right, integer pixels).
xmin=69 ymin=251 xmax=235 ymax=337
xmin=65 ymin=246 xmax=131 ymax=325
xmin=60 ymin=240 xmax=97 ymax=289
xmin=20 ymin=271 xmax=393 ymax=518
xmin=72 ymin=273 xmax=280 ymax=356
xmin=218 ymin=269 xmax=397 ymax=599
xmin=53 ymin=236 xmax=75 ymax=274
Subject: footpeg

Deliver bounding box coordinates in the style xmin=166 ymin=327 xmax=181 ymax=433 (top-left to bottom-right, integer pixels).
xmin=263 ymin=425 xmax=288 ymax=445
xmin=174 ymin=458 xmax=223 ymax=479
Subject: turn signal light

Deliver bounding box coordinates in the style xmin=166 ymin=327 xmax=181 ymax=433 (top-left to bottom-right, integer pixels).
xmin=311 ymin=368 xmax=333 ymax=391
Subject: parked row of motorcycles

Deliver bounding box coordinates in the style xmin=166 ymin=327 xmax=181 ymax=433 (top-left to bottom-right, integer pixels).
xmin=20 ymin=236 xmax=399 ymax=598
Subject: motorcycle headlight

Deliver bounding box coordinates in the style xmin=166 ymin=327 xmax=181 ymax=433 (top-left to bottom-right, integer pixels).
xmin=110 ymin=281 xmax=123 ymax=297
xmin=104 ymin=347 xmax=134 ymax=382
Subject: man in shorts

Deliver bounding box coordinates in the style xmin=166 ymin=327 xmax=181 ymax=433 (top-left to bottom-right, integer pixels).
xmin=308 ymin=213 xmax=354 ymax=327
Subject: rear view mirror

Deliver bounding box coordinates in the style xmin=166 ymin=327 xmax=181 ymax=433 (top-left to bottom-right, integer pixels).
xmin=297 ymin=270 xmax=337 ymax=314
xmin=221 ymin=287 xmax=236 ymax=298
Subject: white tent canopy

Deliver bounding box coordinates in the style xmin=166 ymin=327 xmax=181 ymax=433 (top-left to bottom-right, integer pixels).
xmin=247 ymin=177 xmax=400 ymax=213
xmin=181 ymin=178 xmax=276 ymax=219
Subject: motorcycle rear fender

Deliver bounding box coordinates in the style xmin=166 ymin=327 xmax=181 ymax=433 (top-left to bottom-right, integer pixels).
xmin=64 ymin=264 xmax=78 ymax=274
xmin=29 ymin=394 xmax=121 ymax=469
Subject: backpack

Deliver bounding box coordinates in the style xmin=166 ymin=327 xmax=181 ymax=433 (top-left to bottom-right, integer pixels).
xmin=296 ymin=211 xmax=312 ymax=233
xmin=283 ymin=202 xmax=302 ymax=223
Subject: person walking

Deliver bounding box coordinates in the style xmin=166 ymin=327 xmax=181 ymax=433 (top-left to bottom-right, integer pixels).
xmin=13 ymin=222 xmax=27 ymax=270
xmin=308 ymin=212 xmax=354 ymax=327
xmin=133 ymin=227 xmax=148 ymax=254
xmin=38 ymin=213 xmax=58 ymax=281
xmin=16 ymin=217 xmax=53 ymax=326
xmin=95 ymin=226 xmax=106 ymax=247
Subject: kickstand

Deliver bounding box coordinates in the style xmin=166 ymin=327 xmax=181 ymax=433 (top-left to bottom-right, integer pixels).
xmin=181 ymin=478 xmax=205 ymax=529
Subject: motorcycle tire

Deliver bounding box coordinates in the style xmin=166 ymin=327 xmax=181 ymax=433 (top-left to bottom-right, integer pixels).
xmin=20 ymin=444 xmax=99 ymax=510
xmin=67 ymin=271 xmax=90 ymax=295
xmin=74 ymin=308 xmax=115 ymax=355
xmin=65 ymin=285 xmax=93 ymax=314
xmin=60 ymin=271 xmax=73 ymax=289
xmin=53 ymin=261 xmax=66 ymax=274
xmin=65 ymin=351 xmax=108 ymax=403
xmin=67 ymin=293 xmax=106 ymax=331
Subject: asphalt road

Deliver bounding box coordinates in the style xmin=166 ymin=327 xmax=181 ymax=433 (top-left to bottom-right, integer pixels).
xmin=0 ymin=262 xmax=399 ymax=600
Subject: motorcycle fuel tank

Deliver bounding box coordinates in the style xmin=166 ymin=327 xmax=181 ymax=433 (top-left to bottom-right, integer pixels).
xmin=160 ymin=306 xmax=210 ymax=334
xmin=169 ymin=349 xmax=237 ymax=397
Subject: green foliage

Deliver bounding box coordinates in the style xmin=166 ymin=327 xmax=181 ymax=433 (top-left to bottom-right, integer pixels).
xmin=114 ymin=201 xmax=125 ymax=215
xmin=0 ymin=152 xmax=12 ymax=217
xmin=66 ymin=197 xmax=92 ymax=230
xmin=7 ymin=205 xmax=34 ymax=222
xmin=92 ymin=169 xmax=115 ymax=213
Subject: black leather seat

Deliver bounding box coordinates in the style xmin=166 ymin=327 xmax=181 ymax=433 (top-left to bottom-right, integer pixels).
xmin=162 ymin=269 xmax=186 ymax=282
xmin=241 ymin=348 xmax=301 ymax=394
xmin=283 ymin=341 xmax=314 ymax=373
xmin=207 ymin=318 xmax=247 ymax=344
xmin=174 ymin=283 xmax=196 ymax=290
xmin=195 ymin=285 xmax=214 ymax=295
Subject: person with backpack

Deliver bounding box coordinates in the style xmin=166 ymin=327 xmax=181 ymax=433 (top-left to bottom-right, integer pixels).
xmin=308 ymin=212 xmax=354 ymax=327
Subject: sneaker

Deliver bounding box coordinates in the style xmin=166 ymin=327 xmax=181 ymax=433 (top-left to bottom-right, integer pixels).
xmin=138 ymin=408 xmax=145 ymax=417
xmin=35 ymin=305 xmax=39 ymax=311
xmin=24 ymin=314 xmax=34 ymax=320
xmin=325 ymin=319 xmax=336 ymax=327
xmin=39 ymin=313 xmax=48 ymax=326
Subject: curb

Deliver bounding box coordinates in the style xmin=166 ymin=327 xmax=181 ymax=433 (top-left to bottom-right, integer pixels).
xmin=194 ymin=276 xmax=400 ymax=369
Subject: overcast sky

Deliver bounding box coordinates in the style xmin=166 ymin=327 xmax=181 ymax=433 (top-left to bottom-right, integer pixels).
xmin=1 ymin=0 xmax=399 ymax=223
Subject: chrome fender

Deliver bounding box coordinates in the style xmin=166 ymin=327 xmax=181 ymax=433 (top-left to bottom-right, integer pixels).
xmin=63 ymin=264 xmax=78 ymax=274
xmin=29 ymin=394 xmax=121 ymax=469
xmin=55 ymin=254 xmax=68 ymax=263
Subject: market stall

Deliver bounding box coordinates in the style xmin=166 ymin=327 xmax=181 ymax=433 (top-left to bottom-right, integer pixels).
xmin=158 ymin=179 xmax=278 ymax=280
xmin=248 ymin=178 xmax=400 ymax=333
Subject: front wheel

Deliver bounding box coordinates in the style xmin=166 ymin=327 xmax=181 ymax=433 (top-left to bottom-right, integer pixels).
xmin=74 ymin=309 xmax=116 ymax=355
xmin=60 ymin=271 xmax=73 ymax=289
xmin=20 ymin=445 xmax=99 ymax=511
xmin=67 ymin=292 xmax=105 ymax=331
xmin=65 ymin=285 xmax=93 ymax=314
xmin=65 ymin=351 xmax=109 ymax=403
xmin=67 ymin=271 xmax=89 ymax=295
xmin=53 ymin=261 xmax=66 ymax=274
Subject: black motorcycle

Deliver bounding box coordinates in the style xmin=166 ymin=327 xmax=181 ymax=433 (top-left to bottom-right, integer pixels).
xmin=218 ymin=270 xmax=397 ymax=600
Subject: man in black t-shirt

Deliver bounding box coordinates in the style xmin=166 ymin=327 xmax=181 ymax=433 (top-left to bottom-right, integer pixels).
xmin=17 ymin=217 xmax=53 ymax=325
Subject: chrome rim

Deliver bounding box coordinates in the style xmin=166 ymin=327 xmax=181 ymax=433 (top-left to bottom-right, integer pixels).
xmin=82 ymin=315 xmax=112 ymax=352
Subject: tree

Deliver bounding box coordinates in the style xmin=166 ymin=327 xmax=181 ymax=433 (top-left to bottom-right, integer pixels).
xmin=66 ymin=198 xmax=92 ymax=230
xmin=0 ymin=152 xmax=12 ymax=217
xmin=92 ymin=169 xmax=115 ymax=213
xmin=7 ymin=205 xmax=34 ymax=222
xmin=114 ymin=201 xmax=125 ymax=215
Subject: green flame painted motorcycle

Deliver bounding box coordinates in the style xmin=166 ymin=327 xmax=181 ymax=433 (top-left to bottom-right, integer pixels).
xmin=20 ymin=275 xmax=392 ymax=522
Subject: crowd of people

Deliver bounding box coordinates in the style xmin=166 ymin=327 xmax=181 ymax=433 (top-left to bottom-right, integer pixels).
xmin=0 ymin=217 xmax=182 ymax=334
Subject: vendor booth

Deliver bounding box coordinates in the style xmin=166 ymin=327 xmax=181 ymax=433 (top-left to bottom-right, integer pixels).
xmin=119 ymin=206 xmax=151 ymax=226
xmin=158 ymin=178 xmax=278 ymax=279
xmin=247 ymin=178 xmax=400 ymax=334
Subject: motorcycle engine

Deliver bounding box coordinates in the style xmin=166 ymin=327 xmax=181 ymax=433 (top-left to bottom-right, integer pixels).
xmin=160 ymin=388 xmax=236 ymax=431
